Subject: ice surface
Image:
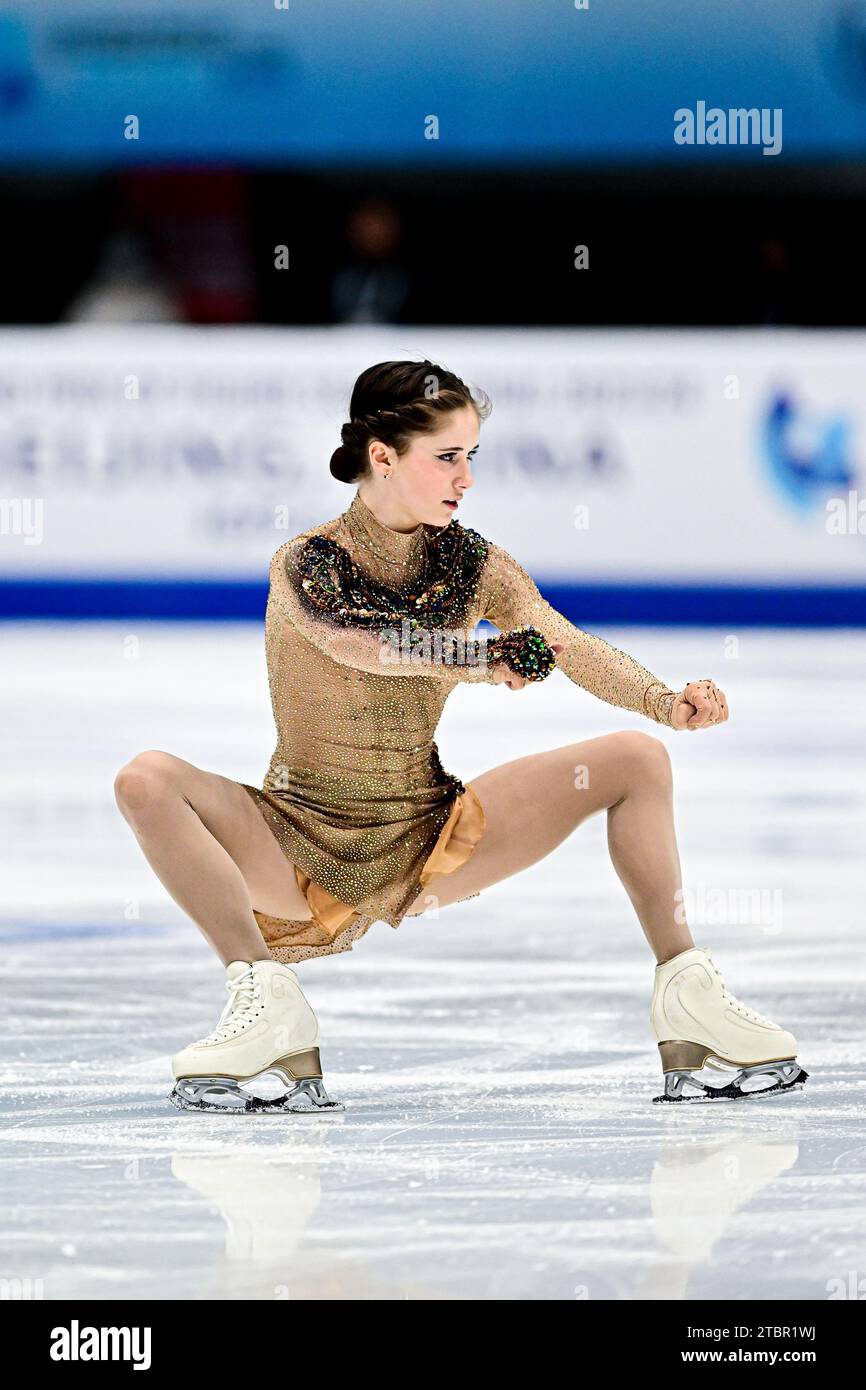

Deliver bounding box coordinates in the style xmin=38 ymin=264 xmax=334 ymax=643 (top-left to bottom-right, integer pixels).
xmin=1 ymin=623 xmax=864 ymax=1300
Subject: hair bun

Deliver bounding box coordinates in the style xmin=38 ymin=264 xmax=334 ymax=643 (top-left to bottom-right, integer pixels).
xmin=329 ymin=444 xmax=360 ymax=484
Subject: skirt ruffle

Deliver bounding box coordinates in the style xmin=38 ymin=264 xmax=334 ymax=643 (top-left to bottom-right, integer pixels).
xmin=252 ymin=783 xmax=486 ymax=964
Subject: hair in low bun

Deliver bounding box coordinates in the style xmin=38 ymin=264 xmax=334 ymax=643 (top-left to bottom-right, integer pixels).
xmin=329 ymin=442 xmax=361 ymax=484
xmin=329 ymin=358 xmax=492 ymax=484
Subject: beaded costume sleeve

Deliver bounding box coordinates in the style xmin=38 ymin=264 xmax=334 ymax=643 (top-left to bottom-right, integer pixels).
xmin=269 ymin=530 xmax=501 ymax=683
xmin=479 ymin=542 xmax=678 ymax=726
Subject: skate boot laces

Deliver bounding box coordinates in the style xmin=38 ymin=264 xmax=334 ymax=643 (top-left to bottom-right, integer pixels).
xmin=705 ymin=951 xmax=776 ymax=1029
xmin=196 ymin=966 xmax=265 ymax=1046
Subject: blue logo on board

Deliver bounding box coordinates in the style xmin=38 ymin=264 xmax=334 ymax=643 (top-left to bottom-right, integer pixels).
xmin=762 ymin=391 xmax=856 ymax=514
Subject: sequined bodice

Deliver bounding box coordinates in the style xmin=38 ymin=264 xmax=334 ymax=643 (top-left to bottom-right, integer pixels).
xmin=258 ymin=488 xmax=676 ymax=809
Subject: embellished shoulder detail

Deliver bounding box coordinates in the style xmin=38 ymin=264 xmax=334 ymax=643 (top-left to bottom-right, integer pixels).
xmin=295 ymin=519 xmax=491 ymax=633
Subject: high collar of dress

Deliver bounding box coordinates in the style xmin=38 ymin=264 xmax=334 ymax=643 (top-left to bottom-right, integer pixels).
xmin=345 ymin=489 xmax=429 ymax=562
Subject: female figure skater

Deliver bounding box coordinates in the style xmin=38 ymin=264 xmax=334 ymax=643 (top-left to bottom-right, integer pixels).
xmin=114 ymin=359 xmax=807 ymax=1111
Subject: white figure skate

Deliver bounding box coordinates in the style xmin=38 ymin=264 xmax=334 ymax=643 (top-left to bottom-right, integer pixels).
xmin=168 ymin=959 xmax=344 ymax=1113
xmin=650 ymin=946 xmax=808 ymax=1103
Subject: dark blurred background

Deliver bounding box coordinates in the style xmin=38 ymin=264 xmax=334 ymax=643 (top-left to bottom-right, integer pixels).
xmin=1 ymin=165 xmax=863 ymax=327
xmin=2 ymin=0 xmax=866 ymax=328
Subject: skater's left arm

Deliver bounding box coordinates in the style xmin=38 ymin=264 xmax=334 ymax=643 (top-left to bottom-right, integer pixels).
xmin=480 ymin=543 xmax=729 ymax=730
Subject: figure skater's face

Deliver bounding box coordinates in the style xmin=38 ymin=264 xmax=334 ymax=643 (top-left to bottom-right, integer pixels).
xmin=367 ymin=405 xmax=479 ymax=529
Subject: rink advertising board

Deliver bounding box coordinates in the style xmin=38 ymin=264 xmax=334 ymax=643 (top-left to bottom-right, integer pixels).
xmin=1 ymin=326 xmax=865 ymax=623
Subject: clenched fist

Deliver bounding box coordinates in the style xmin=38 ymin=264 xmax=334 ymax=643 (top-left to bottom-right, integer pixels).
xmin=670 ymin=679 xmax=729 ymax=730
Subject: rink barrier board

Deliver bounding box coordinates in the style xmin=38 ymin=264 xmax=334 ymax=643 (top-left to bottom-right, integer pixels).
xmin=1 ymin=579 xmax=865 ymax=625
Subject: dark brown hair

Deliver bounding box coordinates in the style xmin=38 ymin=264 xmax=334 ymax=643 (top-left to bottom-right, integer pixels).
xmin=329 ymin=358 xmax=492 ymax=484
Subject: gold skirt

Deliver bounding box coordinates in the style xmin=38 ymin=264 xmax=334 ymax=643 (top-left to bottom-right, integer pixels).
xmin=252 ymin=783 xmax=487 ymax=964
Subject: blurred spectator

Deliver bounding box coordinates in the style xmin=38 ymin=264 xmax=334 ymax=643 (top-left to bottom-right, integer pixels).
xmin=62 ymin=227 xmax=180 ymax=322
xmin=330 ymin=196 xmax=408 ymax=324
xmin=117 ymin=169 xmax=258 ymax=323
xmin=756 ymin=232 xmax=794 ymax=327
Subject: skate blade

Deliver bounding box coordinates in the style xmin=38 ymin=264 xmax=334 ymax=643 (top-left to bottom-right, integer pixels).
xmin=168 ymin=1075 xmax=346 ymax=1115
xmin=654 ymin=1063 xmax=809 ymax=1104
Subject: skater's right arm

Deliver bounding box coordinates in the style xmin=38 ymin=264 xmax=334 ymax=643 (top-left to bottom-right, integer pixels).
xmin=267 ymin=537 xmax=524 ymax=684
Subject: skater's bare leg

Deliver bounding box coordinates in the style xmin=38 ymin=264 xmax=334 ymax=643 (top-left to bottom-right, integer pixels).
xmin=406 ymin=730 xmax=693 ymax=963
xmin=114 ymin=751 xmax=312 ymax=966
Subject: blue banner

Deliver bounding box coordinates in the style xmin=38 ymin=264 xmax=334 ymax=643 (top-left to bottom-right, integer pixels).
xmin=1 ymin=1 xmax=865 ymax=164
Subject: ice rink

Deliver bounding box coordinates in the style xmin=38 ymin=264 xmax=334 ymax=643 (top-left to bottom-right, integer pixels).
xmin=2 ymin=621 xmax=865 ymax=1301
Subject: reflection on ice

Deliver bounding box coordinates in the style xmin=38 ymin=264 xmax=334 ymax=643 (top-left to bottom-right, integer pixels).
xmin=639 ymin=1130 xmax=800 ymax=1299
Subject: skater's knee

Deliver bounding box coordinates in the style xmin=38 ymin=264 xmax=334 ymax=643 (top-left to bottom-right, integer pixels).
xmin=114 ymin=750 xmax=180 ymax=812
xmin=614 ymin=730 xmax=672 ymax=787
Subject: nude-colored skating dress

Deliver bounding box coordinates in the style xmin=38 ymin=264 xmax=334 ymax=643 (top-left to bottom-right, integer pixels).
xmin=240 ymin=490 xmax=677 ymax=963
